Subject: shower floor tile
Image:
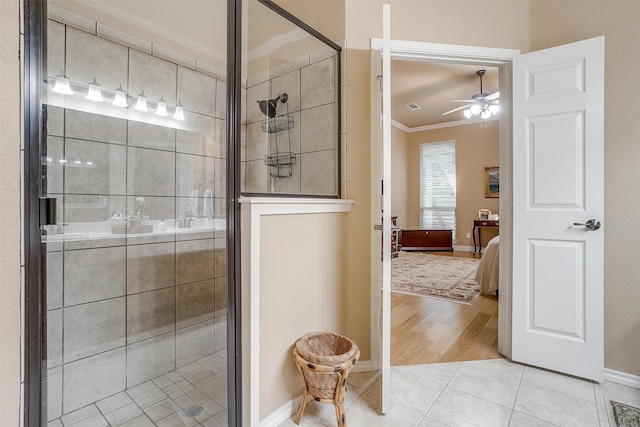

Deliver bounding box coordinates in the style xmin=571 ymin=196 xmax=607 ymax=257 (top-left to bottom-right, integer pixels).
xmin=103 ymin=402 xmax=144 ymax=426
xmin=50 ymin=352 xmax=228 ymax=426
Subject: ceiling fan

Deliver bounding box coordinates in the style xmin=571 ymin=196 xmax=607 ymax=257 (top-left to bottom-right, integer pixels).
xmin=442 ymin=69 xmax=499 ymax=119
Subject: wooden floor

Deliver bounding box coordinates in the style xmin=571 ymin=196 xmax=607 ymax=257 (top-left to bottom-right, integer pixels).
xmin=391 ymin=251 xmax=502 ymax=366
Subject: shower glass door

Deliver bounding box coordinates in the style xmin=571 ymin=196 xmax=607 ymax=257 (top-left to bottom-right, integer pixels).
xmin=42 ymin=1 xmax=230 ymax=425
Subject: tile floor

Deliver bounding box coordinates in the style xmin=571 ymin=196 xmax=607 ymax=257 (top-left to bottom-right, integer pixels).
xmin=47 ymin=356 xmax=640 ymax=426
xmin=48 ymin=350 xmax=228 ymax=427
xmin=279 ymin=358 xmax=640 ymax=427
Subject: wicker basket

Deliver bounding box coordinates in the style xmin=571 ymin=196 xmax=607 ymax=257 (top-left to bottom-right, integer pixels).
xmin=292 ymin=332 xmax=360 ymax=427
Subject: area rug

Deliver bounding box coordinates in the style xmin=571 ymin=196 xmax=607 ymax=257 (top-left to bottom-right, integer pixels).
xmin=611 ymin=400 xmax=640 ymax=426
xmin=391 ymin=252 xmax=480 ymax=304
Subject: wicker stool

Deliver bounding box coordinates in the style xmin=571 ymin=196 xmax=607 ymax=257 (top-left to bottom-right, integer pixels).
xmin=292 ymin=332 xmax=360 ymax=427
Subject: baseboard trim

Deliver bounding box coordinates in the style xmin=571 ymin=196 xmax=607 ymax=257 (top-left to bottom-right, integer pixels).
xmin=260 ymin=396 xmax=300 ymax=427
xmin=604 ymin=368 xmax=640 ymax=389
xmin=453 ymin=245 xmax=474 ymax=253
xmin=352 ymin=360 xmax=376 ymax=373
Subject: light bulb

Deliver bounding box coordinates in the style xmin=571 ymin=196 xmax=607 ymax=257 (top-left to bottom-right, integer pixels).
xmin=52 ymin=72 xmax=73 ymax=95
xmin=112 ymin=85 xmax=128 ymax=107
xmin=134 ymin=91 xmax=148 ymax=112
xmin=463 ymin=109 xmax=473 ymax=119
xmin=488 ymin=104 xmax=500 ymax=115
xmin=470 ymin=104 xmax=482 ymax=115
xmin=85 ymin=78 xmax=104 ymax=102
xmin=173 ymin=102 xmax=185 ymax=121
xmin=155 ymin=96 xmax=168 ymax=116
xmin=481 ymin=109 xmax=492 ymax=120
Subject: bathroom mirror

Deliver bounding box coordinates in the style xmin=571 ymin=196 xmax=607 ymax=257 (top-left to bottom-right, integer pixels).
xmin=241 ymin=0 xmax=341 ymax=197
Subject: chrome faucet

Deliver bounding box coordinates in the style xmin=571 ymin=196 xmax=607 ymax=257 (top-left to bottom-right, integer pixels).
xmin=135 ymin=197 xmax=145 ymax=216
xmin=178 ymin=211 xmax=194 ymax=228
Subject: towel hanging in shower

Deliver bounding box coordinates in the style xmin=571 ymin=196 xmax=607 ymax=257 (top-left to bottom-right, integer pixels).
xmin=203 ymin=189 xmax=213 ymax=217
xmin=190 ymin=190 xmax=199 ymax=215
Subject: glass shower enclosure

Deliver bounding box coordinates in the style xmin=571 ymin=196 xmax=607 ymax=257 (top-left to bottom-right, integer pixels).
xmin=28 ymin=0 xmax=341 ymax=425
xmin=40 ymin=1 xmax=229 ymax=425
xmin=242 ymin=0 xmax=342 ymax=197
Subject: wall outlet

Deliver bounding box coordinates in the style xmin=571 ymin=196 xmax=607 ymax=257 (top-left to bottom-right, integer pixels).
xmin=466 ymin=232 xmax=471 ymax=239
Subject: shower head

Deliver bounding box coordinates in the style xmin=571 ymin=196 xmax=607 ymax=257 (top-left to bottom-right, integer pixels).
xmin=257 ymin=93 xmax=288 ymax=118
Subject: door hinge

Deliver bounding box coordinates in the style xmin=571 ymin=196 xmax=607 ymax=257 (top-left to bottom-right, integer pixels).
xmin=39 ymin=198 xmax=57 ymax=226
xmin=377 ymin=74 xmax=383 ymax=92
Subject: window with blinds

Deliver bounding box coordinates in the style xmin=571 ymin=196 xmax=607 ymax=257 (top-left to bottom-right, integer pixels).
xmin=419 ymin=140 xmax=457 ymax=239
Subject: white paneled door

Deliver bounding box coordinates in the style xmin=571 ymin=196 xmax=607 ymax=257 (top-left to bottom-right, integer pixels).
xmin=512 ymin=37 xmax=605 ymax=382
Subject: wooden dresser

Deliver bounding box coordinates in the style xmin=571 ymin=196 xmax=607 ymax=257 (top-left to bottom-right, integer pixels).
xmin=400 ymin=229 xmax=453 ymax=252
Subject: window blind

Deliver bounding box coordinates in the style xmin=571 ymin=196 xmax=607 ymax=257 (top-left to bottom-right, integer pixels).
xmin=419 ymin=140 xmax=456 ymax=239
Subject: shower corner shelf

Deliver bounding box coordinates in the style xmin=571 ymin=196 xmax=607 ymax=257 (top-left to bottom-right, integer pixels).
xmin=264 ymin=152 xmax=297 ymax=167
xmin=261 ymin=115 xmax=294 ymax=133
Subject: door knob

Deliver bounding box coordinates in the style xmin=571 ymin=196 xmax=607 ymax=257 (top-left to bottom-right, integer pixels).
xmin=573 ymin=219 xmax=601 ymax=231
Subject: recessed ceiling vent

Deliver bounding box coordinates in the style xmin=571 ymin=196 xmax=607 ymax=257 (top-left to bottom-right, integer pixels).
xmin=406 ymin=103 xmax=421 ymax=111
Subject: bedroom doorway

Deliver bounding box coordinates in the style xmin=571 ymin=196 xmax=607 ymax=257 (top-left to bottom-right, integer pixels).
xmin=369 ymin=38 xmax=518 ymax=380
xmin=388 ymin=61 xmax=502 ymax=366
xmin=375 ymin=34 xmax=604 ymax=381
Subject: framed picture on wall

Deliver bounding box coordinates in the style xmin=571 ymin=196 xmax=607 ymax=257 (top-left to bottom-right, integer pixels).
xmin=484 ymin=167 xmax=500 ymax=198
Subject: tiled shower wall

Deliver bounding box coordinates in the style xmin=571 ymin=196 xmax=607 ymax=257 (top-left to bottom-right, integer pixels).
xmin=243 ymin=50 xmax=339 ymax=195
xmin=44 ymin=7 xmax=227 ymax=419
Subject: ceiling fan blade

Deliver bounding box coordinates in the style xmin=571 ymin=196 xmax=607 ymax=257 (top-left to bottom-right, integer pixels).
xmin=485 ymin=91 xmax=500 ymax=101
xmin=441 ymin=104 xmax=470 ymax=115
xmin=449 ymin=99 xmax=475 ymax=103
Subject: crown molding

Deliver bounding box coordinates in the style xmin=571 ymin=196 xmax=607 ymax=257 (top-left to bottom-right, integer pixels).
xmin=390 ymin=119 xmax=410 ymax=132
xmin=247 ymin=27 xmax=311 ymax=62
xmin=392 ymin=116 xmax=499 ymax=133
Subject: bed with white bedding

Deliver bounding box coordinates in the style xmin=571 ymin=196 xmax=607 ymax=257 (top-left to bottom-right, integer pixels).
xmin=474 ymin=235 xmax=499 ymax=296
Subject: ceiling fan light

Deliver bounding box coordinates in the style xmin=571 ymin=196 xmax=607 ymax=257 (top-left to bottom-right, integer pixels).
xmin=489 ymin=104 xmax=500 ymax=115
xmin=463 ymin=109 xmax=473 ymax=119
xmin=470 ymin=104 xmax=482 ymax=115
xmin=481 ymin=109 xmax=492 ymax=120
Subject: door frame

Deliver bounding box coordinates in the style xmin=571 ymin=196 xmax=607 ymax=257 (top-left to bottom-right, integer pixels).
xmin=23 ymin=1 xmax=46 ymax=425
xmin=370 ymin=39 xmax=520 ymax=370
